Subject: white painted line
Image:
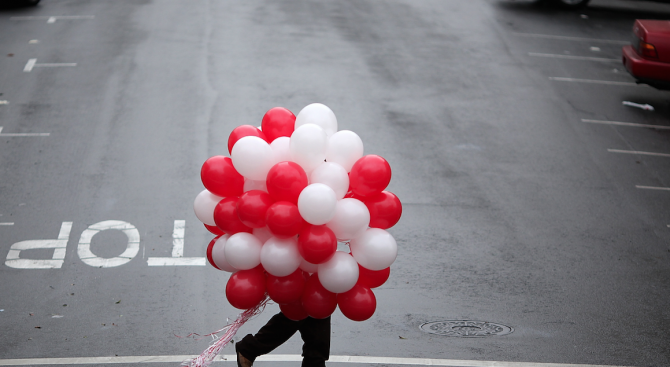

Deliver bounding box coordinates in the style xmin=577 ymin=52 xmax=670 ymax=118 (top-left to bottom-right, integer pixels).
xmin=607 ymin=149 xmax=670 ymax=158
xmin=549 ymin=77 xmax=640 ymax=86
xmin=512 ymin=32 xmax=628 ymax=44
xmin=147 ymin=257 xmax=206 ymax=266
xmin=0 ymin=223 xmax=14 ymax=226
xmin=0 ymin=127 xmax=50 ymax=137
xmin=582 ymin=119 xmax=670 ymax=130
xmin=34 ymin=63 xmax=77 ymax=68
xmin=0 ymin=101 xmax=8 ymax=105
xmin=148 ymin=220 xmax=206 ymax=266
xmin=635 ymin=185 xmax=670 ymax=191
xmin=528 ymin=53 xmax=619 ymax=62
xmin=23 ymin=59 xmax=36 ymax=72
xmin=0 ymin=354 xmax=636 ymax=367
xmin=10 ymin=15 xmax=95 ymax=23
xmin=23 ymin=59 xmax=77 ymax=72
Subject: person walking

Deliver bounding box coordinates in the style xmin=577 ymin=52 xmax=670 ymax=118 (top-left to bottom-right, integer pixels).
xmin=235 ymin=312 xmax=331 ymax=367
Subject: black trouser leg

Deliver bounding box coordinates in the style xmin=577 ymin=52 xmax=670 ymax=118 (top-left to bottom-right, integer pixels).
xmin=236 ymin=312 xmax=300 ymax=363
xmin=299 ymin=316 xmax=331 ymax=367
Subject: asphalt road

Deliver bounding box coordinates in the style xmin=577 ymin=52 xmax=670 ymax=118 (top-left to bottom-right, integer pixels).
xmin=1 ymin=0 xmax=669 ymax=366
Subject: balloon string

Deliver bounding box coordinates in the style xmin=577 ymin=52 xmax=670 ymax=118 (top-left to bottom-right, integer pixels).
xmin=182 ymin=296 xmax=271 ymax=367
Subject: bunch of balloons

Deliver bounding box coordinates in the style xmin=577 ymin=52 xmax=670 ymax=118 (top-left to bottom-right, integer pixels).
xmin=193 ymin=103 xmax=402 ymax=322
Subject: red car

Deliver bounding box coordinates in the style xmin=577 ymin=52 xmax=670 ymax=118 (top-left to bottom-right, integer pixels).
xmin=622 ymin=20 xmax=670 ymax=90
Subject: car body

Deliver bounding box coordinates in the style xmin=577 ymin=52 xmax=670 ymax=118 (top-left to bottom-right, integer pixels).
xmin=622 ymin=20 xmax=670 ymax=90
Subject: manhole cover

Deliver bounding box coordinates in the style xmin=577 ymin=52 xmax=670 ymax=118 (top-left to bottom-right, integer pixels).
xmin=420 ymin=320 xmax=513 ymax=337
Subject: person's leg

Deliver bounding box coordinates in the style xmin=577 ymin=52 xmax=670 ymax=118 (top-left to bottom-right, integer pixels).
xmin=298 ymin=316 xmax=331 ymax=367
xmin=235 ymin=312 xmax=301 ymax=364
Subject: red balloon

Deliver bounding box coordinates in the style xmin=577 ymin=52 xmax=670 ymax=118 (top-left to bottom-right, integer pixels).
xmin=204 ymin=224 xmax=224 ymax=236
xmin=337 ymin=284 xmax=377 ymax=322
xmin=228 ymin=125 xmax=268 ymax=155
xmin=213 ymin=197 xmax=253 ymax=235
xmin=349 ymin=155 xmax=392 ymax=198
xmin=298 ymin=225 xmax=337 ymax=264
xmin=266 ymin=269 xmax=308 ymax=304
xmin=357 ymin=265 xmax=390 ymax=288
xmin=261 ymin=107 xmax=296 ymax=143
xmin=226 ymin=267 xmax=267 ymax=309
xmin=237 ymin=190 xmax=274 ymax=228
xmin=363 ymin=191 xmax=402 ymax=229
xmin=201 ymin=156 xmax=245 ymax=198
xmin=301 ymin=274 xmax=337 ymax=319
xmin=266 ymin=162 xmax=308 ymax=204
xmin=265 ymin=201 xmax=305 ymax=238
xmin=206 ymin=236 xmax=223 ymax=270
xmin=279 ymin=302 xmax=309 ymax=321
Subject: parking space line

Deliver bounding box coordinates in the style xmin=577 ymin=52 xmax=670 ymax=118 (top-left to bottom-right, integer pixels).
xmin=635 ymin=185 xmax=670 ymax=191
xmin=607 ymin=149 xmax=670 ymax=158
xmin=529 ymin=53 xmax=619 ymax=62
xmin=0 ymin=127 xmax=50 ymax=137
xmin=513 ymin=32 xmax=628 ymax=44
xmin=0 ymin=354 xmax=636 ymax=367
xmin=582 ymin=119 xmax=670 ymax=130
xmin=549 ymin=77 xmax=640 ymax=86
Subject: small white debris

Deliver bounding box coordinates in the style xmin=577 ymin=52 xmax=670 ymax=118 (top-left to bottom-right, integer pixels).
xmin=581 ymin=14 xmax=589 ymax=19
xmin=623 ymin=101 xmax=654 ymax=111
xmin=0 ymin=101 xmax=9 ymax=105
xmin=590 ymin=47 xmax=601 ymax=52
xmin=29 ymin=40 xmax=39 ymax=44
xmin=51 ymin=315 xmax=64 ymax=318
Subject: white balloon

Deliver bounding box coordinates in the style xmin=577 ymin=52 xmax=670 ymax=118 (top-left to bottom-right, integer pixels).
xmin=270 ymin=136 xmax=292 ymax=164
xmin=210 ymin=235 xmax=238 ymax=272
xmin=317 ymin=251 xmax=359 ymax=293
xmin=298 ymin=183 xmax=337 ymax=225
xmin=261 ymin=237 xmax=301 ymax=277
xmin=295 ymin=103 xmax=338 ymax=137
xmin=244 ymin=179 xmax=268 ymax=193
xmin=231 ymin=136 xmax=275 ymax=181
xmin=326 ymin=130 xmax=364 ymax=172
xmin=193 ymin=189 xmax=223 ymax=226
xmin=290 ymin=124 xmax=328 ymax=173
xmin=310 ymin=162 xmax=349 ymax=199
xmin=300 ymin=257 xmax=319 ymax=273
xmin=326 ymin=198 xmax=370 ymax=241
xmin=253 ymin=227 xmax=274 ymax=244
xmin=224 ymin=232 xmax=263 ymax=270
xmin=350 ymin=228 xmax=397 ymax=271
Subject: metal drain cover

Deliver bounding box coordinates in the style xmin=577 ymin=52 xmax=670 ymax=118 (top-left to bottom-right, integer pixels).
xmin=420 ymin=320 xmax=513 ymax=337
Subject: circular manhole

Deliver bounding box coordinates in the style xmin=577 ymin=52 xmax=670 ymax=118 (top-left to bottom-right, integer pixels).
xmin=419 ymin=320 xmax=513 ymax=337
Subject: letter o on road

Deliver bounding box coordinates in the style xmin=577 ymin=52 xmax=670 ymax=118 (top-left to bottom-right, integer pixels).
xmin=78 ymin=220 xmax=140 ymax=268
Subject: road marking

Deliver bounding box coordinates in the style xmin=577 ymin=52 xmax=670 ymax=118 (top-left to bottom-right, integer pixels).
xmin=0 ymin=100 xmax=8 ymax=105
xmin=635 ymin=185 xmax=670 ymax=191
xmin=549 ymin=77 xmax=640 ymax=86
xmin=0 ymin=223 xmax=14 ymax=226
xmin=582 ymin=119 xmax=670 ymax=130
xmin=5 ymin=222 xmax=72 ymax=269
xmin=24 ymin=59 xmax=77 ymax=72
xmin=0 ymin=127 xmax=51 ymax=137
xmin=147 ymin=220 xmax=206 ymax=266
xmin=529 ymin=53 xmax=619 ymax=62
xmin=607 ymin=149 xmax=670 ymax=158
xmin=10 ymin=15 xmax=95 ymax=23
xmin=78 ymin=220 xmax=140 ymax=268
xmin=512 ymin=32 xmax=628 ymax=44
xmin=23 ymin=59 xmax=36 ymax=72
xmin=0 ymin=354 xmax=636 ymax=367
